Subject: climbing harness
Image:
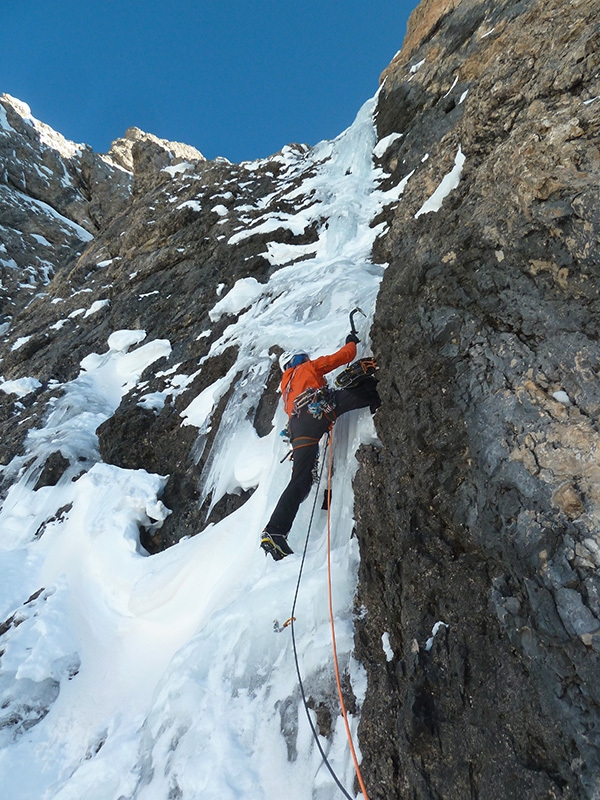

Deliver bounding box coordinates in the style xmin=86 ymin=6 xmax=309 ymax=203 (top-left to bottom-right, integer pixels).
xmin=287 ymin=429 xmax=370 ymax=800
xmin=280 ymin=434 xmax=322 ymax=463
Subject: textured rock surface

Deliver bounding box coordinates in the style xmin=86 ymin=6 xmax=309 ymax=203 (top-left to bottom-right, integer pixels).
xmin=354 ymin=0 xmax=600 ymax=797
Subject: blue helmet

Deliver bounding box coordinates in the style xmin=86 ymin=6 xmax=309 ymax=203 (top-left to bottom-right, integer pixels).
xmin=279 ymin=352 xmax=309 ymax=372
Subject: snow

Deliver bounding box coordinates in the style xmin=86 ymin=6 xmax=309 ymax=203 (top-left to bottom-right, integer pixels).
xmin=425 ymin=621 xmax=449 ymax=651
xmin=139 ymin=370 xmax=200 ymax=414
xmin=443 ymin=76 xmax=459 ymax=98
xmin=208 ymin=276 xmax=265 ymax=322
xmin=264 ymin=240 xmax=319 ymax=264
xmin=11 ymin=336 xmax=31 ymax=351
xmin=373 ymin=132 xmax=403 ymax=159
xmin=181 ymin=367 xmax=238 ymax=429
xmin=107 ymin=329 xmax=147 ymax=352
xmin=381 ymin=632 xmax=394 ymax=662
xmin=0 ymin=93 xmax=399 ymax=799
xmin=0 ymin=104 xmax=14 ymax=132
xmin=137 ymin=392 xmax=167 ymax=412
xmin=33 ymin=121 xmax=82 ymax=162
xmin=162 ymin=161 xmax=194 ymax=176
xmin=83 ymin=299 xmax=110 ymax=318
xmin=1 ymin=255 xmax=19 ymax=270
xmin=0 ymin=330 xmax=172 ymax=544
xmin=177 ymin=200 xmax=202 ymax=212
xmin=33 ymin=163 xmax=51 ymax=183
xmin=13 ymin=190 xmax=93 ymax=242
xmin=228 ymin=213 xmax=312 ymax=246
xmin=415 ymin=146 xmax=466 ymax=218
xmin=212 ymin=203 xmax=229 ymax=216
xmin=31 ymin=233 xmax=52 ymax=247
xmin=379 ymin=169 xmax=415 ymax=204
xmin=410 ymin=59 xmax=426 ymax=73
xmin=1 ymin=95 xmax=82 ymax=160
xmin=0 ymin=377 xmax=42 ymax=397
xmin=553 ymin=390 xmax=572 ymax=405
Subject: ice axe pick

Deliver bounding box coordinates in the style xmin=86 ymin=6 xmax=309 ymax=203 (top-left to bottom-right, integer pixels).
xmin=349 ymin=306 xmax=366 ymax=337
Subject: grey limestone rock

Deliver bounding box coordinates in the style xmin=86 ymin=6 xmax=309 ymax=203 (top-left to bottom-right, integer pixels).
xmin=353 ymin=0 xmax=600 ymax=797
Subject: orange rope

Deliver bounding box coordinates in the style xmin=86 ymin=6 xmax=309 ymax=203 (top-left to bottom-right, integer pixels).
xmin=326 ymin=428 xmax=370 ymax=800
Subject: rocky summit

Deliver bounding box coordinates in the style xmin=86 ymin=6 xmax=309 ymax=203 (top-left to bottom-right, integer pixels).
xmin=0 ymin=0 xmax=599 ymax=797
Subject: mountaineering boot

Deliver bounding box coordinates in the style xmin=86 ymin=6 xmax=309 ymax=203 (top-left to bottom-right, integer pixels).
xmin=261 ymin=530 xmax=294 ymax=561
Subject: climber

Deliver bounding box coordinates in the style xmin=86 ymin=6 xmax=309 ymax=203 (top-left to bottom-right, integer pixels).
xmin=260 ymin=331 xmax=380 ymax=562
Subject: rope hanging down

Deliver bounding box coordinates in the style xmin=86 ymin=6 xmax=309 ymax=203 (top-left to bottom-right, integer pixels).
xmin=288 ymin=429 xmax=370 ymax=800
xmin=289 ymin=434 xmax=353 ymax=800
xmin=326 ymin=427 xmax=370 ymax=800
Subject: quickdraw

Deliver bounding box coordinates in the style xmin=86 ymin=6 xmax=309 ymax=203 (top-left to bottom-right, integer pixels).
xmin=292 ymin=386 xmax=336 ymax=419
xmin=273 ymin=616 xmax=297 ymax=633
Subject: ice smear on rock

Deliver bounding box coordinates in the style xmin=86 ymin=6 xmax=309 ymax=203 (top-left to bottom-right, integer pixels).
xmin=0 ymin=377 xmax=42 ymax=397
xmin=415 ymin=145 xmax=465 ymax=218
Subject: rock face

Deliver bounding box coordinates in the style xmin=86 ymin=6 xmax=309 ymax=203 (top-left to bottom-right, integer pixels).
xmin=353 ymin=0 xmax=600 ymax=797
xmin=0 ymin=94 xmax=317 ymax=548
xmin=0 ymin=94 xmax=131 ymax=324
xmin=0 ymin=0 xmax=599 ymax=795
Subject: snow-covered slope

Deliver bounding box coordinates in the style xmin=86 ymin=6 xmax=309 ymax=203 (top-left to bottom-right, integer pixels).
xmin=0 ymin=93 xmax=426 ymax=799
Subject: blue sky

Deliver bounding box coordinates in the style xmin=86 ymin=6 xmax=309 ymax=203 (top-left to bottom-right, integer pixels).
xmin=2 ymin=1 xmax=417 ymax=162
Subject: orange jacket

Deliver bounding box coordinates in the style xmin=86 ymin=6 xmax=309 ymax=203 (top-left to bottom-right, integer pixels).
xmin=281 ymin=342 xmax=356 ymax=416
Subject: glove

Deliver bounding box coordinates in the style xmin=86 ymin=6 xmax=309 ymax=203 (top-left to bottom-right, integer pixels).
xmin=346 ymin=332 xmax=360 ymax=345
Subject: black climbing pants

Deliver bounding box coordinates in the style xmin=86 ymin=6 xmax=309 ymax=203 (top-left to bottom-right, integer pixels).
xmin=265 ymin=378 xmax=380 ymax=538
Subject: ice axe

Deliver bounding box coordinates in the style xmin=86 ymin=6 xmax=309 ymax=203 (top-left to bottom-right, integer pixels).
xmin=349 ymin=306 xmax=366 ymax=338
